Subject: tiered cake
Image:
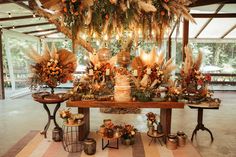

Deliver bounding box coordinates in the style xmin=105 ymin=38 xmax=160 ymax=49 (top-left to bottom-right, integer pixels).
xmin=114 ymin=74 xmax=131 ymax=102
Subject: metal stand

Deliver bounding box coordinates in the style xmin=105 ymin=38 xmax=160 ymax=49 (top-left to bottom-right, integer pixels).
xmin=191 ymin=108 xmax=214 ymax=141
xmin=147 ymin=132 xmax=165 ymax=146
xmin=62 ymin=122 xmax=84 ymax=153
xmin=40 ymin=102 xmax=61 ymax=138
xmin=102 ymin=138 xmax=119 ymax=150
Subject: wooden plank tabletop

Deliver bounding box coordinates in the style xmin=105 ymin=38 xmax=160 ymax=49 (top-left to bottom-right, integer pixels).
xmin=66 ymin=100 xmax=185 ymax=109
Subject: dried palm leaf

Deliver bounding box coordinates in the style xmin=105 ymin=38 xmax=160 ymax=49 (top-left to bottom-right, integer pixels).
xmin=131 ymin=56 xmax=144 ymax=69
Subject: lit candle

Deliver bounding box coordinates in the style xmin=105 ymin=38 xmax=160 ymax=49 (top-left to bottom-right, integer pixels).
xmin=133 ymin=70 xmax=138 ymax=76
xmin=106 ymin=69 xmax=110 ymax=75
xmin=122 ymin=56 xmax=126 ymax=61
xmin=89 ymin=69 xmax=93 ymax=76
xmin=147 ymin=68 xmax=151 ymax=75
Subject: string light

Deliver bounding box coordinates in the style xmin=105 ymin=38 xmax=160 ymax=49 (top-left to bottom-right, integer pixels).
xmin=33 ymin=13 xmax=36 ymax=18
xmin=12 ymin=25 xmax=15 ymax=29
xmin=8 ymin=12 xmax=11 ymax=18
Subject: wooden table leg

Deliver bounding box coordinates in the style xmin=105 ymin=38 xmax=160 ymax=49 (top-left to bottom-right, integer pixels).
xmin=160 ymin=108 xmax=172 ymax=136
xmin=78 ymin=107 xmax=90 ymax=140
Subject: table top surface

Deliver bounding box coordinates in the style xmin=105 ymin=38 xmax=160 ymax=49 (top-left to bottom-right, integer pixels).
xmin=66 ymin=100 xmax=185 ymax=109
xmin=63 ymin=121 xmax=85 ymax=127
xmin=188 ymin=103 xmax=220 ymax=109
xmin=147 ymin=132 xmax=165 ymax=138
xmin=32 ymin=92 xmax=67 ymax=104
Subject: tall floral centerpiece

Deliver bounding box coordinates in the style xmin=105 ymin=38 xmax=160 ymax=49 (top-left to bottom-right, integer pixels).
xmin=180 ymin=45 xmax=212 ymax=102
xmin=26 ymin=44 xmax=77 ymax=94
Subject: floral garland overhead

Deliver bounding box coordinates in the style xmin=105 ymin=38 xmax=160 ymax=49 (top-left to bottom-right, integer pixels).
xmin=60 ymin=0 xmax=195 ymax=46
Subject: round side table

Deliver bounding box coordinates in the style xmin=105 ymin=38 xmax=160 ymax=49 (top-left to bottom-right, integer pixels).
xmin=62 ymin=121 xmax=85 ymax=153
xmin=147 ymin=131 xmax=165 ymax=146
xmin=32 ymin=92 xmax=67 ymax=141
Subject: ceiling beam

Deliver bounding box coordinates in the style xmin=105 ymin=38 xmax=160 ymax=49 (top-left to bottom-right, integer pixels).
xmin=24 ymin=28 xmax=56 ymax=34
xmin=192 ymin=13 xmax=236 ymax=18
xmin=0 ymin=0 xmax=28 ymax=4
xmin=8 ymin=0 xmax=32 ymax=11
xmin=194 ymin=4 xmax=224 ymax=38
xmin=36 ymin=31 xmax=59 ymax=37
xmin=190 ymin=0 xmax=236 ymax=7
xmin=3 ymin=22 xmax=51 ymax=29
xmin=0 ymin=15 xmax=39 ymax=22
xmin=221 ymin=24 xmax=236 ymax=38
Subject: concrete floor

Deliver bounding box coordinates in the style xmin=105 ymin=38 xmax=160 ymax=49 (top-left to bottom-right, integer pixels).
xmin=0 ymin=91 xmax=236 ymax=157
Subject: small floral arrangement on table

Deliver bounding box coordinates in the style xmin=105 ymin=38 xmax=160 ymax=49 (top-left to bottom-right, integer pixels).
xmin=165 ymin=80 xmax=182 ymax=102
xmin=26 ymin=44 xmax=77 ymax=94
xmin=121 ymin=124 xmax=137 ymax=145
xmin=146 ymin=112 xmax=158 ymax=127
xmin=180 ymin=46 xmax=212 ymax=102
xmin=59 ymin=108 xmax=84 ymax=125
xmin=70 ymin=47 xmax=116 ymax=101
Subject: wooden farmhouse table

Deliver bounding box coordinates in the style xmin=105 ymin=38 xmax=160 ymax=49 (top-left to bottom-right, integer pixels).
xmin=66 ymin=100 xmax=185 ymax=140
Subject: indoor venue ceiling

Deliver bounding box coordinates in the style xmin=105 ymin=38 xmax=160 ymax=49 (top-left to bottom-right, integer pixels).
xmin=0 ymin=0 xmax=235 ymax=39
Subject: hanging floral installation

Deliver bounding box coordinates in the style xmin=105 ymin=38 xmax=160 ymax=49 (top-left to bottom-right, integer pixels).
xmin=26 ymin=44 xmax=77 ymax=92
xmin=29 ymin=0 xmax=195 ymax=52
xmin=60 ymin=0 xmax=195 ymax=45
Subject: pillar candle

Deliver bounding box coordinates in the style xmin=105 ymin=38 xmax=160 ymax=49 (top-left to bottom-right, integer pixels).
xmin=147 ymin=68 xmax=151 ymax=75
xmin=133 ymin=70 xmax=138 ymax=76
xmin=89 ymin=69 xmax=93 ymax=76
xmin=106 ymin=69 xmax=110 ymax=75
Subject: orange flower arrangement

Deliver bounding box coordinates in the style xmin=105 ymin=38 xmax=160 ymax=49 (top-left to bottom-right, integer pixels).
xmin=26 ymin=44 xmax=77 ymax=91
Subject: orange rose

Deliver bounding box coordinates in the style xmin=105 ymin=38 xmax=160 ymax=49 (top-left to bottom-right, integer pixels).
xmin=63 ymin=7 xmax=67 ymax=13
xmin=161 ymin=10 xmax=165 ymax=16
xmin=74 ymin=12 xmax=79 ymax=15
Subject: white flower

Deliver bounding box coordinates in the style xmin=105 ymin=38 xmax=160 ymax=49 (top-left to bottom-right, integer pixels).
xmin=131 ymin=131 xmax=135 ymax=135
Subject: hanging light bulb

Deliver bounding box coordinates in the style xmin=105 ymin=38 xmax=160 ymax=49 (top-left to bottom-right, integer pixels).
xmin=92 ymin=33 xmax=96 ymax=38
xmin=104 ymin=34 xmax=108 ymax=40
xmin=8 ymin=12 xmax=12 ymax=18
xmin=128 ymin=32 xmax=133 ymax=38
xmin=151 ymin=30 xmax=155 ymax=36
xmin=138 ymin=28 xmax=141 ymax=35
xmin=96 ymin=40 xmax=100 ymax=46
xmin=81 ymin=33 xmax=87 ymax=40
xmin=115 ymin=34 xmax=119 ymax=40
